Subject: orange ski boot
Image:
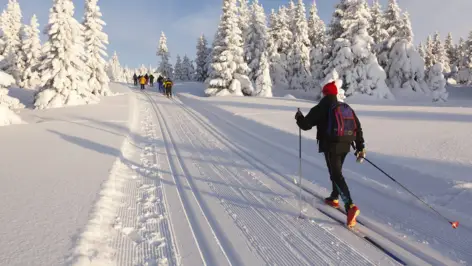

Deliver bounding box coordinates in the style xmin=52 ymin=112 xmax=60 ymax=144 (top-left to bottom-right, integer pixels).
xmin=324 ymin=197 xmax=340 ymax=208
xmin=346 ymin=204 xmax=360 ymax=228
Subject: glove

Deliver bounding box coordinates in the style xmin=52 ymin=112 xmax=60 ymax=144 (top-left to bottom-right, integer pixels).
xmin=355 ymin=148 xmax=366 ymax=163
xmin=295 ymin=110 xmax=303 ymax=120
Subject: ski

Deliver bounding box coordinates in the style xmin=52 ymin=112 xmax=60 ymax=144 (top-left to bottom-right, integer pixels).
xmin=297 ymin=183 xmax=407 ymax=265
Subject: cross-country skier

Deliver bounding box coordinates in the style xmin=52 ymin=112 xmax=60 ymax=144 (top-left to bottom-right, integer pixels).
xmin=133 ymin=73 xmax=138 ymax=86
xmin=149 ymin=74 xmax=155 ymax=87
xmin=139 ymin=75 xmax=146 ymax=90
xmin=294 ymin=82 xmax=366 ymax=228
xmin=164 ymin=78 xmax=173 ymax=98
xmin=144 ymin=74 xmax=149 ymax=85
xmin=157 ymin=75 xmax=164 ymax=93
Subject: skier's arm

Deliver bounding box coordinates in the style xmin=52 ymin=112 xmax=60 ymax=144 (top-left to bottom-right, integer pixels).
xmin=296 ymin=105 xmax=322 ymax=131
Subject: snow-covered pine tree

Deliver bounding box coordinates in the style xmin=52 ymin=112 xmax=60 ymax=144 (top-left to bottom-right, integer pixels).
xmin=307 ymin=1 xmax=326 ymax=48
xmin=287 ymin=0 xmax=311 ymax=91
xmin=205 ymin=0 xmax=253 ymax=96
xmin=0 ymin=0 xmax=24 ymax=83
xmin=418 ymin=42 xmax=426 ymax=60
xmin=195 ymin=34 xmax=209 ymax=81
xmin=123 ymin=66 xmax=132 ymax=83
xmin=424 ymin=35 xmax=434 ymax=68
xmin=174 ymin=55 xmax=183 ymax=81
xmin=287 ymin=0 xmax=296 ymax=32
xmin=34 ymin=0 xmax=97 ymax=109
xmin=181 ymin=55 xmax=194 ymax=81
xmin=427 ymin=63 xmax=448 ymax=101
xmin=106 ymin=51 xmax=124 ymax=82
xmin=377 ymin=0 xmax=404 ymax=68
xmin=307 ymin=1 xmax=326 ymax=94
xmin=368 ymin=0 xmax=388 ymax=48
xmin=254 ymin=51 xmax=272 ymax=97
xmin=245 ymin=0 xmax=268 ymax=82
xmin=19 ymin=14 xmax=41 ymax=89
xmin=157 ymin=31 xmax=173 ymax=78
xmin=399 ymin=12 xmax=413 ymax=43
xmin=83 ymin=0 xmax=111 ymax=96
xmin=139 ymin=64 xmax=146 ymax=75
xmin=238 ymin=0 xmax=250 ymax=62
xmin=267 ymin=6 xmax=291 ymax=89
xmin=324 ymin=0 xmax=393 ymax=99
xmin=456 ymin=37 xmax=467 ymax=69
xmin=432 ymin=32 xmax=450 ymax=72
xmin=245 ymin=0 xmax=271 ymax=96
xmin=444 ymin=33 xmax=457 ymax=68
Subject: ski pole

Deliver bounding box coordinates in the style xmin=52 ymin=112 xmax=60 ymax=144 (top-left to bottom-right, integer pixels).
xmin=297 ymin=108 xmax=303 ymax=218
xmin=351 ymin=144 xmax=459 ymax=229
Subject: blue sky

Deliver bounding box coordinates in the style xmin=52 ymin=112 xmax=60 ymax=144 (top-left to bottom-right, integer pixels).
xmin=1 ymin=0 xmax=471 ymax=70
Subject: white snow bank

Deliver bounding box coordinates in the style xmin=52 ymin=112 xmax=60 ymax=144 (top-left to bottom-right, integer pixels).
xmin=283 ymin=94 xmax=296 ymax=99
xmin=0 ymin=105 xmax=23 ymax=126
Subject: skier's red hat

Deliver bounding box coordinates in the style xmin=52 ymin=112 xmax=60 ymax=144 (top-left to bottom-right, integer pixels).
xmin=322 ymin=82 xmax=338 ymax=96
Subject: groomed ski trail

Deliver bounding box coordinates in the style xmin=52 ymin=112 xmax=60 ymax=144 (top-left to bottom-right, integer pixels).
xmin=175 ymin=93 xmax=467 ymax=265
xmin=142 ymin=90 xmax=404 ymax=266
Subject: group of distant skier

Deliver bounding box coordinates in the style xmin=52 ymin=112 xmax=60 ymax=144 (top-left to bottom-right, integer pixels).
xmin=133 ymin=73 xmax=174 ymax=98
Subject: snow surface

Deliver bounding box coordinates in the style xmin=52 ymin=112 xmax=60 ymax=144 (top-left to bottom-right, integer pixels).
xmin=3 ymin=81 xmax=472 ymax=265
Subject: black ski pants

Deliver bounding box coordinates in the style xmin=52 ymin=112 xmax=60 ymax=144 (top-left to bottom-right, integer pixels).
xmin=140 ymin=84 xmax=145 ymax=90
xmin=324 ymin=152 xmax=353 ymax=206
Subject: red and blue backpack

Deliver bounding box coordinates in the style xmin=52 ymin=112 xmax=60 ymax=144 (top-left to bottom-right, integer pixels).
xmin=326 ymin=102 xmax=357 ymax=142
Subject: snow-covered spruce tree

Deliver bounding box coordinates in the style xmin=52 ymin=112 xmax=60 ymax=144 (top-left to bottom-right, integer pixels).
xmin=377 ymin=0 xmax=406 ymax=70
xmin=34 ymin=0 xmax=98 ymax=109
xmin=106 ymin=51 xmax=124 ymax=82
xmin=195 ymin=34 xmax=209 ymax=81
xmin=157 ymin=31 xmax=173 ymax=78
xmin=238 ymin=0 xmax=250 ymax=61
xmin=254 ymin=51 xmax=272 ymax=97
xmin=445 ymin=33 xmax=457 ymax=68
xmin=456 ymin=37 xmax=467 ymax=69
xmin=267 ymin=7 xmax=291 ymax=89
xmin=245 ymin=0 xmax=271 ymax=96
xmin=83 ymin=0 xmax=111 ymax=96
xmin=0 ymin=0 xmax=24 ymax=83
xmin=205 ymin=0 xmax=253 ymax=96
xmin=245 ymin=1 xmax=268 ymax=82
xmin=427 ymin=63 xmax=448 ymax=102
xmin=123 ymin=66 xmax=132 ymax=83
xmin=287 ymin=0 xmax=311 ymax=91
xmin=424 ymin=35 xmax=434 ymax=69
xmin=383 ymin=10 xmax=429 ymax=94
xmin=324 ymin=0 xmax=393 ymax=99
xmin=173 ymin=55 xmax=183 ymax=81
xmin=307 ymin=1 xmax=326 ymax=94
xmin=19 ymin=14 xmax=41 ymax=89
xmin=432 ymin=32 xmax=450 ymax=73
xmin=287 ymin=0 xmax=296 ymax=32
xmin=181 ymin=55 xmax=194 ymax=81
xmin=307 ymin=1 xmax=326 ymax=48
xmin=368 ymin=0 xmax=388 ymax=49
xmin=417 ymin=42 xmax=426 ymax=61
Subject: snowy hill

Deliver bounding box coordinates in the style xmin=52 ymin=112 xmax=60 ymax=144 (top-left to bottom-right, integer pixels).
xmin=1 ymin=82 xmax=472 ymax=265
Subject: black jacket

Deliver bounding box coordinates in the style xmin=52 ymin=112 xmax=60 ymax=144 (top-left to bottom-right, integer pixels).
xmin=296 ymin=95 xmax=365 ymax=154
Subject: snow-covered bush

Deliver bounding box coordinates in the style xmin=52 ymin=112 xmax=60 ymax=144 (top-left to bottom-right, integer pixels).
xmin=0 ymin=71 xmax=24 ymax=126
xmin=34 ymin=0 xmax=98 ymax=109
xmin=427 ymin=63 xmax=448 ymax=102
xmin=386 ymin=40 xmax=429 ymax=93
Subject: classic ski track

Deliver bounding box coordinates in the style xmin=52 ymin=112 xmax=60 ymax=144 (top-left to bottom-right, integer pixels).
xmin=169 ymin=103 xmax=380 ymax=266
xmin=170 ymin=96 xmax=433 ymax=265
xmin=167 ymin=106 xmax=317 ymax=265
xmin=163 ymin=103 xmax=309 ymax=265
xmin=143 ymin=91 xmax=233 ymax=266
xmin=175 ymin=95 xmax=467 ymax=264
xmin=111 ymin=100 xmax=177 ymax=266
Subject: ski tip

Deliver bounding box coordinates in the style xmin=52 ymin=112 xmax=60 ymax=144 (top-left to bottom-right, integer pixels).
xmin=451 ymin=221 xmax=459 ymax=229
